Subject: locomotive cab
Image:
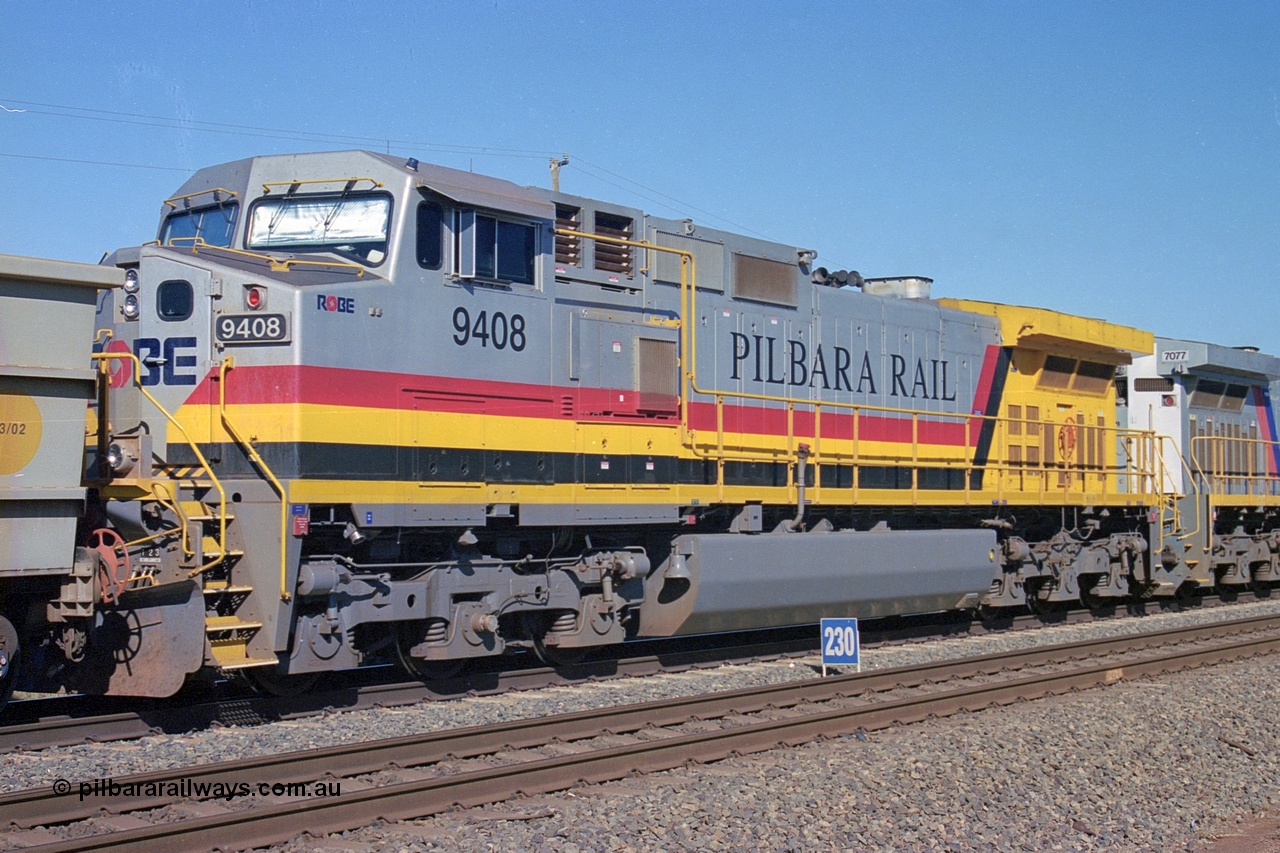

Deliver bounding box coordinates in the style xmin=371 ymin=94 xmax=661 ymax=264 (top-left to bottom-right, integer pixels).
xmin=1126 ymin=339 xmax=1280 ymax=589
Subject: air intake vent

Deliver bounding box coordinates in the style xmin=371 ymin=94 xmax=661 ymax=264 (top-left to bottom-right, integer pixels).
xmin=555 ymin=204 xmax=581 ymax=267
xmin=732 ymin=253 xmax=796 ymax=307
xmin=593 ymin=211 xmax=634 ymax=277
xmin=1134 ymin=377 xmax=1175 ymax=394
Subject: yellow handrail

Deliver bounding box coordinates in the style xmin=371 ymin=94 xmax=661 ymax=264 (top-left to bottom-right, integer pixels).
xmin=163 ymin=188 xmax=238 ymax=209
xmin=124 ymin=480 xmax=196 ymax=559
xmin=261 ymin=177 xmax=383 ymax=194
xmin=92 ymin=351 xmax=230 ymax=575
xmin=165 ymin=237 xmax=365 ymax=277
xmin=217 ymin=358 xmax=291 ymax=602
xmin=1145 ymin=435 xmax=1198 ymax=547
xmin=554 ymin=227 xmax=694 ymax=390
xmin=1189 ymin=433 xmax=1280 ymax=499
xmin=554 ymin=227 xmax=1171 ymax=509
xmin=1137 ymin=433 xmax=1195 ymax=551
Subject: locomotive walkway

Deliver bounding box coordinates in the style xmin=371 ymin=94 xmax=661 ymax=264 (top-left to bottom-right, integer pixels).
xmin=4 ymin=613 xmax=1279 ymax=852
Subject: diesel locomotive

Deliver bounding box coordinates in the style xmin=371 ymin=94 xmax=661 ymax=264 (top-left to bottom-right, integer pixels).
xmin=0 ymin=149 xmax=1277 ymax=706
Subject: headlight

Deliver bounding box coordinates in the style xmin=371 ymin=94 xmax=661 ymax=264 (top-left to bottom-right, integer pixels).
xmin=245 ymin=285 xmax=265 ymax=310
xmin=106 ymin=442 xmax=135 ymax=475
xmin=122 ymin=293 xmax=140 ymax=320
xmin=123 ymin=269 xmax=140 ymax=293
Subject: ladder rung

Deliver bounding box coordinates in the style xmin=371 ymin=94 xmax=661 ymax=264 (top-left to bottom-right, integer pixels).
xmin=207 ymin=638 xmax=277 ymax=670
xmin=205 ymin=615 xmax=263 ymax=632
xmin=201 ymin=536 xmax=244 ymax=558
xmin=179 ymin=500 xmax=217 ymax=521
xmin=216 ymin=657 xmax=280 ymax=671
xmin=202 ymin=582 xmax=254 ymax=594
xmin=173 ymin=477 xmax=211 ymax=491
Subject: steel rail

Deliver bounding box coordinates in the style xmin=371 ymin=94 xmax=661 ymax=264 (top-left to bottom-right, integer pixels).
xmin=6 ymin=613 xmax=1279 ymax=841
xmin=16 ymin=622 xmax=1280 ymax=853
xmin=0 ymin=630 xmax=823 ymax=753
xmin=0 ymin=595 xmax=1251 ymax=754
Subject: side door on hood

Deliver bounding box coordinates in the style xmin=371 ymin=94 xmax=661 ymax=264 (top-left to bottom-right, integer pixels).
xmin=133 ymin=250 xmax=219 ymax=461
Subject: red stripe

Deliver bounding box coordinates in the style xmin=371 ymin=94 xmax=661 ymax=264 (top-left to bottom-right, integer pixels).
xmin=188 ymin=365 xmax=560 ymax=417
xmin=190 ymin=364 xmax=992 ymax=448
xmin=970 ymin=345 xmax=1001 ymax=416
xmin=1253 ymin=386 xmax=1280 ymax=476
xmin=684 ymin=404 xmax=971 ymax=445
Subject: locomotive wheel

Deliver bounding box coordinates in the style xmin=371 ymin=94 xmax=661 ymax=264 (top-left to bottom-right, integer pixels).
xmin=1025 ymin=586 xmax=1067 ymax=621
xmin=394 ymin=623 xmax=463 ymax=682
xmin=1249 ymin=567 xmax=1273 ymax=598
xmin=1077 ymin=579 xmax=1112 ymax=612
xmin=0 ymin=615 xmax=19 ymax=709
xmin=977 ymin=603 xmax=1014 ymax=628
xmin=524 ymin=611 xmax=588 ymax=667
xmin=242 ymin=668 xmax=321 ymax=698
xmin=531 ymin=633 xmax=588 ymax=667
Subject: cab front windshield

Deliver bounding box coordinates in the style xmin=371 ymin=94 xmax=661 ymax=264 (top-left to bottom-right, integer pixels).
xmin=161 ymin=202 xmax=239 ymax=247
xmin=247 ymin=194 xmax=391 ymax=264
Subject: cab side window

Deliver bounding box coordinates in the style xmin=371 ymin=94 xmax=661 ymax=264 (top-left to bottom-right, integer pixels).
xmin=417 ymin=201 xmax=443 ymax=269
xmin=476 ymin=215 xmax=535 ymax=284
xmin=453 ymin=209 xmax=538 ymax=286
xmin=157 ymin=280 xmax=194 ymax=321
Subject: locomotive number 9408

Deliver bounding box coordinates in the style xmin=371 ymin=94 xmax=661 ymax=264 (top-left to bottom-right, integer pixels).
xmin=216 ymin=313 xmax=289 ymax=344
xmin=451 ymin=306 xmax=527 ymax=351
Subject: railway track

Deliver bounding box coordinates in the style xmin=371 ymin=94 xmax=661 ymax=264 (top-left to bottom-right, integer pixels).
xmin=4 ymin=611 xmax=1278 ymax=852
xmin=0 ymin=626 xmax=828 ymax=754
xmin=0 ymin=593 xmax=1242 ymax=754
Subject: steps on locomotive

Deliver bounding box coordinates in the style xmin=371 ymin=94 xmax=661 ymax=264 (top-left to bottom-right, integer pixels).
xmin=197 ymin=535 xmax=245 ymax=561
xmin=203 ymin=608 xmax=276 ymax=670
xmin=173 ymin=481 xmax=275 ymax=670
xmin=170 ymin=482 xmax=245 ymax=572
xmin=201 ymin=580 xmax=255 ymax=595
xmin=177 ymin=499 xmax=217 ymax=522
xmin=203 ymin=615 xmax=276 ymax=670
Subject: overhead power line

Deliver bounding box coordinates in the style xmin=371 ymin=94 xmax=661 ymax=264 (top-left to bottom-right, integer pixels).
xmin=0 ymin=98 xmax=799 ymax=248
xmin=0 ymin=99 xmax=560 ymax=158
xmin=0 ymin=151 xmax=192 ymax=173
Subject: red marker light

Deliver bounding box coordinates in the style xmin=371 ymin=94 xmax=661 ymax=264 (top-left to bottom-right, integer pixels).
xmin=245 ymin=286 xmax=264 ymax=310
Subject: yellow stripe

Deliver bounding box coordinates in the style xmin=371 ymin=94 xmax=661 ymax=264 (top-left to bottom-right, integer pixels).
xmin=174 ymin=401 xmax=973 ymax=464
xmin=287 ymin=478 xmax=1146 ymax=509
xmin=173 ymin=403 xmax=1143 ymax=509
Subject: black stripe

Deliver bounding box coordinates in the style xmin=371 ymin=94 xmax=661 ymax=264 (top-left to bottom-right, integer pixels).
xmin=167 ymin=442 xmax=979 ymax=491
xmin=968 ymin=347 xmax=1012 ymax=490
xmin=820 ymin=465 xmax=969 ymax=491
xmin=168 ymin=442 xmax=719 ymax=486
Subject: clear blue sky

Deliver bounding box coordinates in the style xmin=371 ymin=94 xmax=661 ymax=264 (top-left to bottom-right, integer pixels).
xmin=3 ymin=1 xmax=1278 ymax=355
